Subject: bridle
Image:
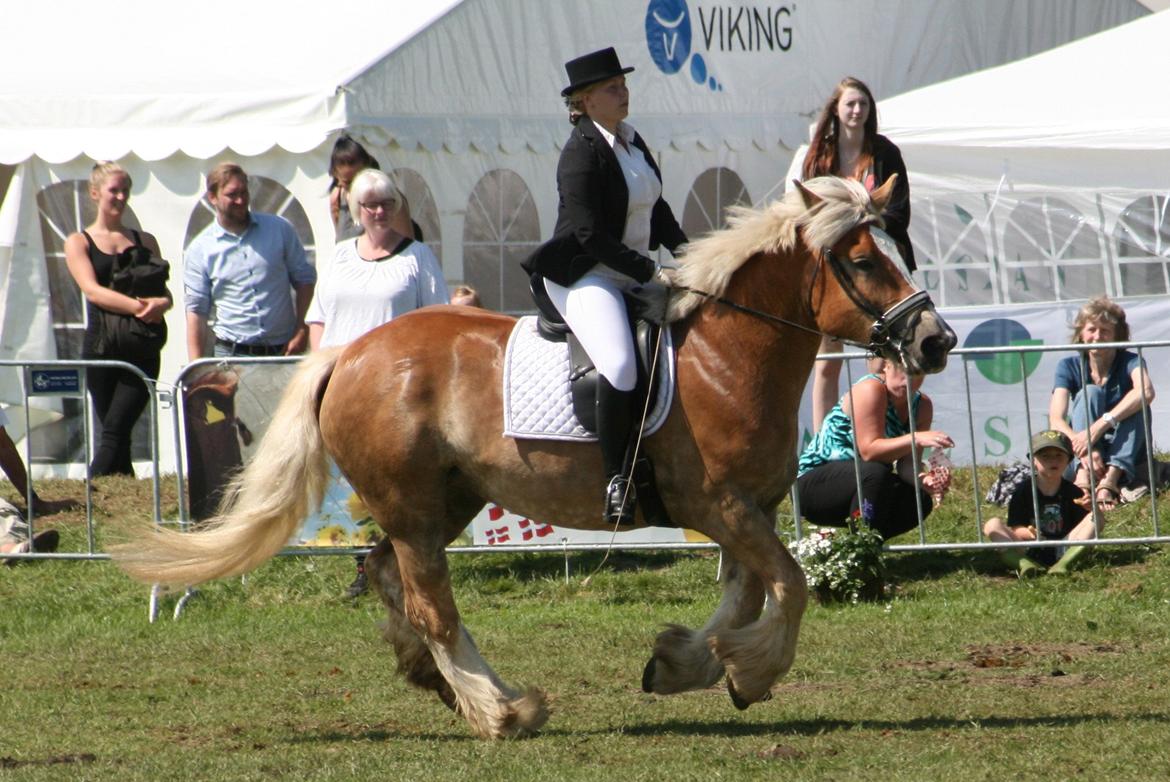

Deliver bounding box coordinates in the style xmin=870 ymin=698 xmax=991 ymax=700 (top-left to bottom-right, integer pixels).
xmin=819 ymin=246 xmax=932 ymax=356
xmin=673 ymin=239 xmax=933 ymax=359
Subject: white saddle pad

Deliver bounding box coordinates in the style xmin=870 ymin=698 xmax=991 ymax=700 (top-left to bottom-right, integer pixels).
xmin=503 ymin=316 xmax=675 ymax=442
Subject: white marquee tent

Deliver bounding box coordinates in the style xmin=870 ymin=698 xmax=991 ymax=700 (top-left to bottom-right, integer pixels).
xmin=0 ymin=0 xmax=1149 ymax=472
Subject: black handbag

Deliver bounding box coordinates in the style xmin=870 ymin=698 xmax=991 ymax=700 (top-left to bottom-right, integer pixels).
xmin=91 ymin=236 xmax=170 ymax=357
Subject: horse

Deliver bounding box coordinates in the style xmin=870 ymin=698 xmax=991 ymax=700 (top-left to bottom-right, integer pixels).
xmin=113 ymin=175 xmax=956 ymax=739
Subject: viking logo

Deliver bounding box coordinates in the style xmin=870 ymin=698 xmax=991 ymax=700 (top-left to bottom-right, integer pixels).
xmin=645 ymin=0 xmax=722 ymax=91
xmin=646 ymin=0 xmax=691 ymax=74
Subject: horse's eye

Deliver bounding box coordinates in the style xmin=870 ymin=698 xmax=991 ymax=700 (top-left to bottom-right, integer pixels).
xmin=852 ymin=257 xmax=875 ymax=273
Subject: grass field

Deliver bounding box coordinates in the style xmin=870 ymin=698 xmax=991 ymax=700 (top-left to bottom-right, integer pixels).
xmin=2 ymin=474 xmax=1170 ymax=781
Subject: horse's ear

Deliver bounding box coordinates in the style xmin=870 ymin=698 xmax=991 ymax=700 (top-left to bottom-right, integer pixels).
xmin=870 ymin=174 xmax=898 ymax=213
xmin=793 ymin=180 xmax=822 ymax=209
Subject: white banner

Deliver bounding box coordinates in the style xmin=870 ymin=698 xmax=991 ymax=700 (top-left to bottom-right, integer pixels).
xmin=470 ymin=503 xmax=711 ymax=547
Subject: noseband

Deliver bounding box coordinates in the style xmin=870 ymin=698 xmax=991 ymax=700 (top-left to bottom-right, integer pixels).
xmin=818 ymin=246 xmax=932 ymax=356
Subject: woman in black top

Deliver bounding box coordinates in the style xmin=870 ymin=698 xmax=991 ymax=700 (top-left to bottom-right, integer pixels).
xmin=64 ymin=162 xmax=171 ymax=476
xmin=524 ymin=47 xmax=687 ymax=525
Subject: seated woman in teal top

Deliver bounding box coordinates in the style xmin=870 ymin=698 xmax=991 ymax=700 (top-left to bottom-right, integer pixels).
xmin=796 ymin=360 xmax=953 ymax=540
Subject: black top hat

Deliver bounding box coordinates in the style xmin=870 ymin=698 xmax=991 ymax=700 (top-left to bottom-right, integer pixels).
xmin=562 ymin=47 xmax=635 ymax=97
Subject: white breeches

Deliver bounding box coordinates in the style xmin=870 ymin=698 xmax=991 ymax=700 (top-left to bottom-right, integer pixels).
xmin=544 ymin=273 xmax=638 ymax=391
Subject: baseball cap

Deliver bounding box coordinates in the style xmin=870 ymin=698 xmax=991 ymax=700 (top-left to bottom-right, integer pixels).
xmin=1029 ymin=430 xmax=1073 ymax=458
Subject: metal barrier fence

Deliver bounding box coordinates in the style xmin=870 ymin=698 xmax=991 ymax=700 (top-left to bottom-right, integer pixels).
xmin=0 ymin=358 xmax=164 ymax=562
xmin=4 ymin=342 xmax=1168 ymax=569
xmin=790 ymin=339 xmax=1168 ymax=554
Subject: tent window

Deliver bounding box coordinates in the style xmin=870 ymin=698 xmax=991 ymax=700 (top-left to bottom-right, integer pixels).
xmin=463 ymin=169 xmax=539 ymax=314
xmin=389 ymin=168 xmax=441 ymax=266
xmin=1114 ymin=195 xmax=1170 ymax=297
xmin=909 ymin=196 xmax=995 ymax=307
xmin=1000 ymin=197 xmax=1105 ymax=303
xmin=33 ymin=180 xmax=144 ymax=464
xmin=682 ymin=167 xmax=751 ymax=239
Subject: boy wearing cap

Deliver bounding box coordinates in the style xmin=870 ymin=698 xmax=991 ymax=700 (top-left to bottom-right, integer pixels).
xmin=983 ymin=430 xmax=1104 ymax=576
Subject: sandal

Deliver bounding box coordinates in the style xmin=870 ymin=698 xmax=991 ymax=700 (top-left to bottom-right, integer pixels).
xmin=1093 ymin=482 xmax=1120 ymax=512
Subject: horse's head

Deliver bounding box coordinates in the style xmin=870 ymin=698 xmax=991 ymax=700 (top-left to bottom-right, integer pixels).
xmin=794 ymin=176 xmax=956 ymax=374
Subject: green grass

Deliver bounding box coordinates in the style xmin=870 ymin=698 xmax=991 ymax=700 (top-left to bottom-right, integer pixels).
xmin=2 ymin=475 xmax=1170 ymax=781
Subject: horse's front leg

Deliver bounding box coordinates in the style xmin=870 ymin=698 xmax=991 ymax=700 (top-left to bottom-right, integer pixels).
xmin=704 ymin=507 xmax=809 ymax=709
xmin=642 ymin=552 xmax=766 ymax=694
xmin=392 ymin=539 xmax=549 ymax=739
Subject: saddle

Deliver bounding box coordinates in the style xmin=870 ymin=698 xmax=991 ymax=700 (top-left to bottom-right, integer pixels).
xmin=528 ymin=274 xmax=675 ymax=527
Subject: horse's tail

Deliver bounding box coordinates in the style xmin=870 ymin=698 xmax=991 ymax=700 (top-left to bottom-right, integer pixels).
xmin=112 ymin=349 xmax=342 ymax=587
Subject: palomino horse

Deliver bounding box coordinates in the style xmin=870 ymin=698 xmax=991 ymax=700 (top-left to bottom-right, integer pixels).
xmin=114 ymin=176 xmax=956 ymax=739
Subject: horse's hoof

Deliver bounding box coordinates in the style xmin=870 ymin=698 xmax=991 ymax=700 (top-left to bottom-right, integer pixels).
xmin=727 ymin=679 xmax=773 ymax=710
xmin=727 ymin=679 xmax=751 ymax=710
xmin=641 ymin=656 xmax=657 ymax=693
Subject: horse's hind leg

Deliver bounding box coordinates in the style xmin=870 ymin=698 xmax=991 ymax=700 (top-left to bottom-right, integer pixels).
xmin=642 ymin=552 xmax=765 ymax=694
xmin=392 ymin=539 xmax=548 ymax=739
xmin=365 ymin=539 xmax=457 ymax=712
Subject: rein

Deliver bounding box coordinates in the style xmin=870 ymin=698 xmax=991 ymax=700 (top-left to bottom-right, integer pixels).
xmin=673 ymin=245 xmax=932 ymax=356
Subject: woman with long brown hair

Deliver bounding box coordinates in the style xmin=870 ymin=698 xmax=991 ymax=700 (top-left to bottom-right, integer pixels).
xmin=802 ymin=77 xmax=915 ymax=432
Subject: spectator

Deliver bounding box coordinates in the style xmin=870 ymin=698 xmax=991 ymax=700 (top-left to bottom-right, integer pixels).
xmin=307 ymin=169 xmax=447 ymax=351
xmin=0 ymin=407 xmax=81 ymax=563
xmin=328 ymin=135 xmax=380 ymax=241
xmin=796 ymin=360 xmax=952 ymax=540
xmin=0 ymin=407 xmax=80 ymax=518
xmin=184 ymin=163 xmax=317 ymax=360
xmin=983 ymin=430 xmax=1104 ymax=576
xmin=305 ymin=168 xmax=448 ymax=596
xmin=799 ymin=77 xmax=915 ymax=432
xmin=64 ymin=161 xmax=172 ymax=476
xmin=1048 ymin=296 xmax=1155 ymax=511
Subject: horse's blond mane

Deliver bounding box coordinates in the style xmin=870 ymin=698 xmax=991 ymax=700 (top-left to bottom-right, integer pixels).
xmin=665 ymin=176 xmax=883 ymax=321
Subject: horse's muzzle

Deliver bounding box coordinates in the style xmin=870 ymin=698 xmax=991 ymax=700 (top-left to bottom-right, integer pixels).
xmin=902 ymin=308 xmax=956 ymax=374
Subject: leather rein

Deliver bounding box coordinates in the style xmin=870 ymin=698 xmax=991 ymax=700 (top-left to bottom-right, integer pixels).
xmin=673 ymin=244 xmax=931 ymax=357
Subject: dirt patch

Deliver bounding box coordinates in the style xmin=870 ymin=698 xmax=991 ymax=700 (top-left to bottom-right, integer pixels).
xmin=883 ymin=642 xmax=1121 ymax=688
xmin=965 ymin=641 xmax=1123 ymax=669
xmin=757 ymin=743 xmax=804 ymax=760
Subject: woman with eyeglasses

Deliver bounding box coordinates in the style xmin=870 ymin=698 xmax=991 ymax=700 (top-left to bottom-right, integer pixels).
xmin=307 ymin=168 xmax=448 ymax=350
xmin=307 ymin=166 xmax=448 ymax=598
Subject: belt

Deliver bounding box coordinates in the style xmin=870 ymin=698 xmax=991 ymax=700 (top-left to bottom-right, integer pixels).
xmin=215 ymin=338 xmax=286 ymax=356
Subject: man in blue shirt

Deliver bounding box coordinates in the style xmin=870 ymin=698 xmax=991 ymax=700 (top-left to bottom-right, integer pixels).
xmin=184 ymin=163 xmax=317 ymax=359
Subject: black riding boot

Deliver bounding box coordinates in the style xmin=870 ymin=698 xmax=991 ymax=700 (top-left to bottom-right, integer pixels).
xmin=597 ymin=376 xmax=637 ymax=525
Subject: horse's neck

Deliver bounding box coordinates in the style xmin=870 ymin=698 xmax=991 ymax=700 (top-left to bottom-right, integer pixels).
xmin=678 ymin=251 xmax=821 ymax=408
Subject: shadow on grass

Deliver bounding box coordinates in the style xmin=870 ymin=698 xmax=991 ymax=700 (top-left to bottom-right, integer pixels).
xmin=451 ymin=550 xmax=704 ymax=585
xmin=884 ymin=549 xmax=978 ymax=582
xmin=610 ymin=710 xmax=1170 ymax=738
xmin=280 ymin=709 xmax=1170 ymax=744
xmin=883 ymin=542 xmax=1159 ymax=584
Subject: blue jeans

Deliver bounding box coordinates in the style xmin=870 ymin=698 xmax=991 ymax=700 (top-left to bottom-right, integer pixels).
xmin=1067 ymin=385 xmax=1149 ymax=482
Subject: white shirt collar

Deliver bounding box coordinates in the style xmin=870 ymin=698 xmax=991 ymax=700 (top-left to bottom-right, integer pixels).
xmin=594 ymin=120 xmax=635 ymax=149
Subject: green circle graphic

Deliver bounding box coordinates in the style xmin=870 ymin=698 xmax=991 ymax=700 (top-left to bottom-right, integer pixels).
xmin=963 ymin=319 xmax=1044 ymax=385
